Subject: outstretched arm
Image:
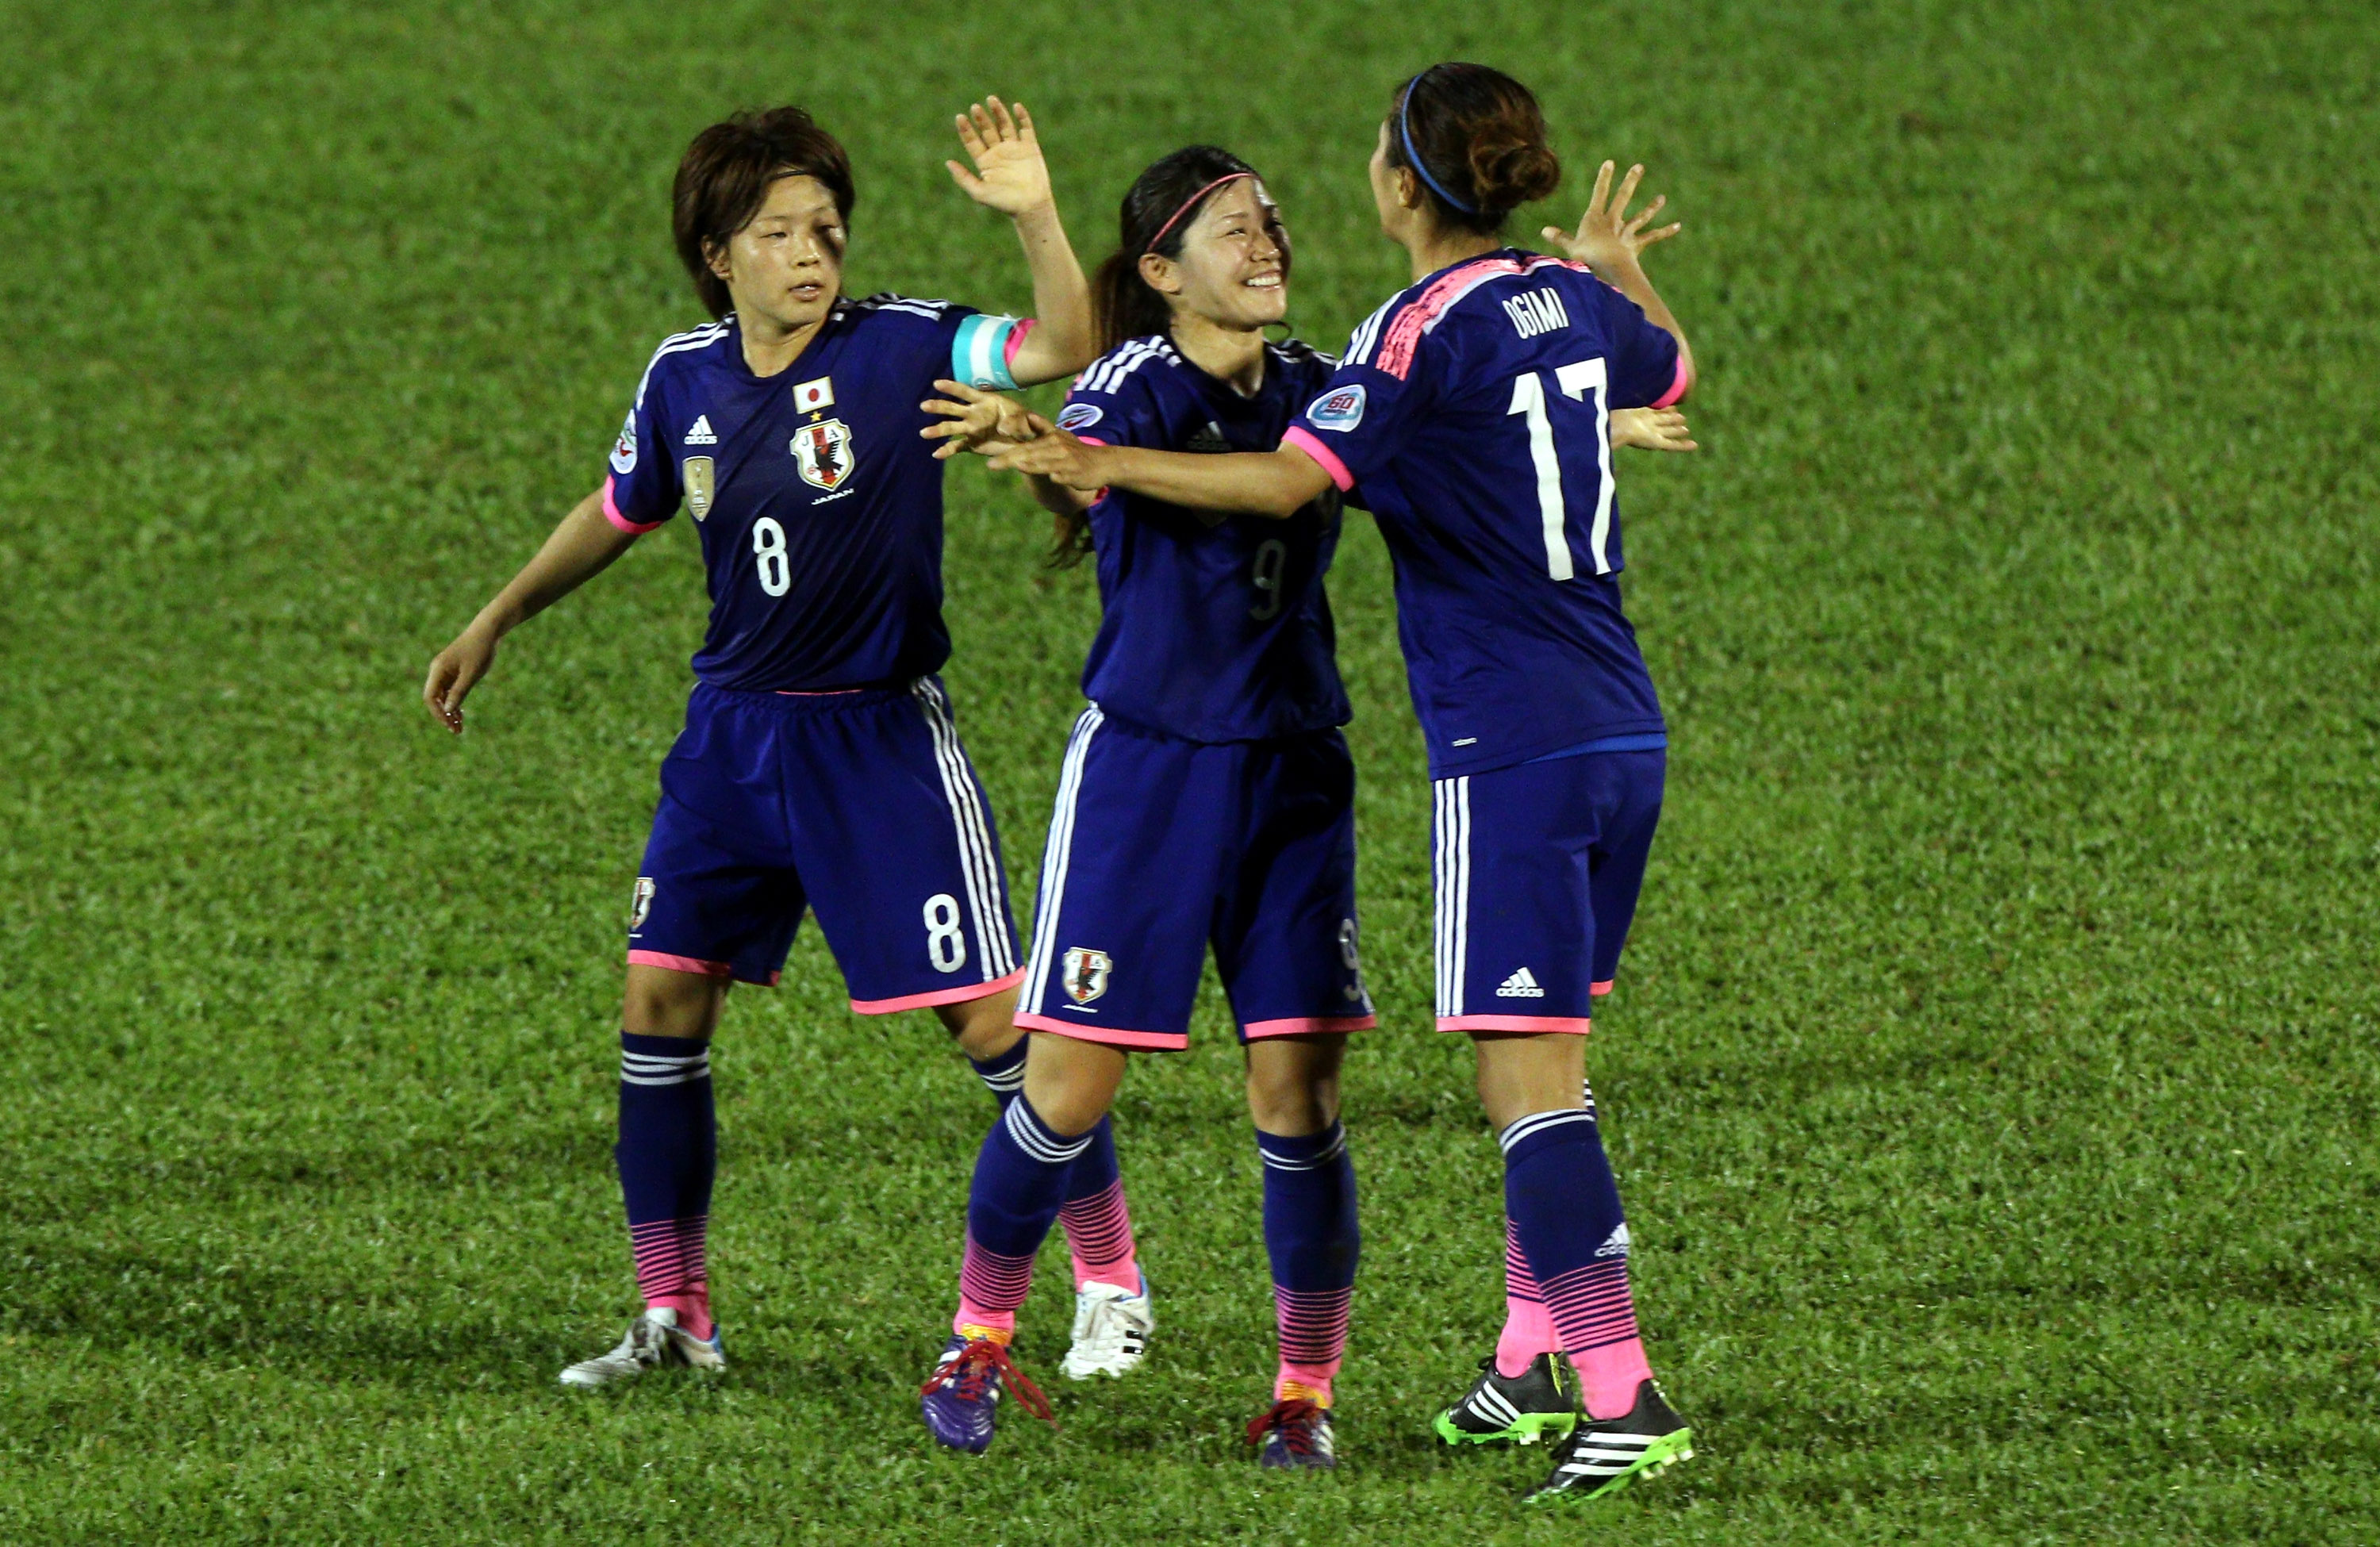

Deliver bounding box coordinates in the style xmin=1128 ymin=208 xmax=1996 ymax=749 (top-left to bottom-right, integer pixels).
xmin=946 ymin=98 xmax=1093 ymax=386
xmin=1544 ymin=160 xmax=1695 ymax=398
xmin=421 ymin=487 xmax=637 ymax=733
xmin=988 ymin=432 xmax=1333 ymax=520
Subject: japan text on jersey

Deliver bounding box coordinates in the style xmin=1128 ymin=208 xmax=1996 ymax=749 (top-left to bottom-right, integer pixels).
xmin=598 ymin=297 xmax=1030 ymax=694
xmin=1060 ymin=333 xmax=1351 ymax=744
xmin=1283 ymin=251 xmax=1688 ymax=777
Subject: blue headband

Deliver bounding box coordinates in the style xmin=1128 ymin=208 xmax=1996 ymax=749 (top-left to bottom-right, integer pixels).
xmin=1399 ymin=72 xmax=1479 ymax=215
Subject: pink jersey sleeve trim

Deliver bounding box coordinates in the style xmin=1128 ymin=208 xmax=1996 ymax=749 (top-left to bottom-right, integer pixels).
xmin=627 ymin=949 xmax=778 ymax=988
xmin=1437 ymin=1012 xmax=1593 ymax=1036
xmin=1590 ymin=978 xmax=1616 ymax=997
xmin=604 ymin=475 xmax=666 ymax=535
xmin=1650 ymin=355 xmax=1691 ymax=409
xmin=850 ymin=967 xmax=1026 ymax=1015
xmin=1014 ymin=1012 xmax=1188 ymax=1051
xmin=1281 ymin=425 xmax=1354 ymax=492
xmin=1004 ymin=317 xmax=1036 ymax=368
xmin=1242 ymin=1013 xmax=1378 ymax=1039
xmin=1074 ymin=436 xmax=1109 ymax=447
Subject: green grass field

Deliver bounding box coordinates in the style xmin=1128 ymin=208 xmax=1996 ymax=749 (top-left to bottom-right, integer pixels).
xmin=5 ymin=1 xmax=2377 ymax=1541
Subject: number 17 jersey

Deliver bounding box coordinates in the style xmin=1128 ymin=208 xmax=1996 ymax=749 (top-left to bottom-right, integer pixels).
xmin=1284 ymin=250 xmax=1688 ymax=777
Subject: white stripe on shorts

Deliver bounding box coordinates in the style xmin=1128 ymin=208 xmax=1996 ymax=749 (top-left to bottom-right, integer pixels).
xmin=1021 ymin=705 xmax=1104 ymax=1017
xmin=912 ymin=680 xmax=1015 ymax=981
xmin=1433 ymin=775 xmax=1471 ymax=1018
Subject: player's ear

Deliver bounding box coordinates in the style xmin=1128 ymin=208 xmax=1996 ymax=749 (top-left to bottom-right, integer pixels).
xmin=703 ymin=236 xmax=733 ymax=282
xmin=1137 ymin=251 xmax=1185 ymax=298
xmin=1395 ymin=167 xmax=1426 ymax=213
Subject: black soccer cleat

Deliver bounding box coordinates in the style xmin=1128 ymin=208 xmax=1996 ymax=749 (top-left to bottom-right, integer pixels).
xmin=1433 ymin=1353 xmax=1578 ymax=1446
xmin=1525 ymin=1378 xmax=1695 ymax=1503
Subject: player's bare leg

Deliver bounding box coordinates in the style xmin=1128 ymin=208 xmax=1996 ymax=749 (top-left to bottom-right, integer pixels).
xmin=560 ymin=965 xmax=733 ymax=1388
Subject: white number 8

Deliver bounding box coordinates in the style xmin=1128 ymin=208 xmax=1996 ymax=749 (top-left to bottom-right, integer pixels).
xmin=752 ymin=516 xmax=791 ymax=597
xmin=923 ymin=892 xmax=966 ymax=974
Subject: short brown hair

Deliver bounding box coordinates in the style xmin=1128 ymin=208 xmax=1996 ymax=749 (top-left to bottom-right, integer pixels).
xmin=671 ymin=106 xmax=855 ymax=318
xmin=1385 ymin=63 xmax=1560 ymax=235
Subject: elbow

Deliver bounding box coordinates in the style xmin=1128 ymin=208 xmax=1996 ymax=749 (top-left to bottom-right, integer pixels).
xmin=1655 ymin=351 xmax=1696 ymax=409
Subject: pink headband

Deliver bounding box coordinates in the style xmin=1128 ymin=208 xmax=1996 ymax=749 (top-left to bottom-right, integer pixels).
xmin=1143 ymin=171 xmax=1255 ymax=255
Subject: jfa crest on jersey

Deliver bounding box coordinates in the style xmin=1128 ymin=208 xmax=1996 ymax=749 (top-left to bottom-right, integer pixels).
xmin=793 ymin=418 xmax=854 ymax=491
xmin=598 ymin=297 xmax=1029 ymax=693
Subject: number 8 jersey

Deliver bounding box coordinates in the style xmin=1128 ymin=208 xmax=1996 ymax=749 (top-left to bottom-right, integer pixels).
xmin=605 ymin=294 xmax=1031 ymax=691
xmin=1283 ymin=249 xmax=1688 ymax=777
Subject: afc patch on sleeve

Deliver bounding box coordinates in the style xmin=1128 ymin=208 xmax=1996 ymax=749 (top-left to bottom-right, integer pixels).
xmin=1055 ymin=403 xmax=1104 ymax=434
xmin=1305 ymin=384 xmax=1366 ymax=432
xmin=609 ymin=411 xmax=638 ymax=474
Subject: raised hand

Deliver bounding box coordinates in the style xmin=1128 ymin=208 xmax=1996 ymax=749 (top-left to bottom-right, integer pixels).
xmin=946 ymin=96 xmax=1052 ymax=219
xmin=1610 ymin=406 xmax=1698 ymax=453
xmin=920 ymin=379 xmax=1042 ymax=460
xmin=1543 ymin=160 xmax=1681 ymax=274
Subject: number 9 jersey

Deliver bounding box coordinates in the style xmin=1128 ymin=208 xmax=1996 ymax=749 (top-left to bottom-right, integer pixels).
xmin=1283 ymin=250 xmax=1687 ymax=781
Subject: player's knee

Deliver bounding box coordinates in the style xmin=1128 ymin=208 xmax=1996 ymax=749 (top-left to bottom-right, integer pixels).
xmin=623 ymin=965 xmax=726 ymax=1038
xmin=1245 ymin=1043 xmax=1343 ymax=1135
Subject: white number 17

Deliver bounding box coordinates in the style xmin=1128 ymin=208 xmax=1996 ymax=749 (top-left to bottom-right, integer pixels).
xmin=1507 ymin=359 xmax=1612 ymax=580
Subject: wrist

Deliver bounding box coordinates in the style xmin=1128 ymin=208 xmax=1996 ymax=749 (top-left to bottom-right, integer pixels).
xmin=1010 ymin=199 xmax=1061 ymax=234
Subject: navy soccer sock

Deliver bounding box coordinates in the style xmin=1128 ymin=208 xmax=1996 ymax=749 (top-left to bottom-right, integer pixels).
xmin=1257 ymin=1120 xmax=1361 ymax=1405
xmin=954 ymin=1094 xmax=1092 ymax=1341
xmin=970 ymin=1040 xmax=1139 ymax=1293
xmin=1500 ymin=1106 xmax=1653 ymax=1419
xmin=616 ymin=1032 xmax=717 ymax=1339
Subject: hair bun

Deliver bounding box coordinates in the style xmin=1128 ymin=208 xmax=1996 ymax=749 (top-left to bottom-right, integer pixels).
xmin=1468 ymin=133 xmax=1560 ymax=217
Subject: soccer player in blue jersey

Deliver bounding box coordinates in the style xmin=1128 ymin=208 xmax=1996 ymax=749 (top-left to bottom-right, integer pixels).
xmin=420 ymin=100 xmax=1152 ymax=1388
xmin=914 ymin=145 xmax=1692 ymax=1468
xmin=969 ymin=64 xmax=1702 ymax=1502
xmin=908 ymin=147 xmax=1368 ymax=1467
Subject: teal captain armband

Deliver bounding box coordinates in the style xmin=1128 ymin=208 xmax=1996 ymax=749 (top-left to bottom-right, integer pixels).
xmin=952 ymin=313 xmax=1024 ymax=392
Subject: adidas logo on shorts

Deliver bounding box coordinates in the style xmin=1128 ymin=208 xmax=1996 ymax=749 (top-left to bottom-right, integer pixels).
xmin=1495 ymin=967 xmax=1546 ymax=999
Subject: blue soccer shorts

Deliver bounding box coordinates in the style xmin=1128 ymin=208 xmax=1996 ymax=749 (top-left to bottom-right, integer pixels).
xmin=1012 ymin=709 xmax=1375 ymax=1051
xmin=626 ymin=678 xmax=1024 ymax=1012
xmin=1431 ymin=747 xmax=1665 ymax=1035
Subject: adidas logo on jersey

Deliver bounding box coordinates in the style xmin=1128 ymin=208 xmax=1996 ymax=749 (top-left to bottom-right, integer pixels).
xmin=1495 ymin=967 xmax=1546 ymax=999
xmin=684 ymin=416 xmax=718 ymax=446
xmin=1188 ymin=420 xmax=1230 ymax=454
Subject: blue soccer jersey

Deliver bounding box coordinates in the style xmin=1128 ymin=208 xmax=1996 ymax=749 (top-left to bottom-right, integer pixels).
xmin=1061 ymin=336 xmax=1351 ymax=743
xmin=605 ymin=296 xmax=1031 ymax=692
xmin=1283 ymin=250 xmax=1687 ymax=777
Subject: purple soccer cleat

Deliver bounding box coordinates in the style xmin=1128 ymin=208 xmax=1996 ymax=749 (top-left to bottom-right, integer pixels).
xmin=1248 ymin=1397 xmax=1338 ymax=1469
xmin=919 ymin=1335 xmax=1054 ymax=1454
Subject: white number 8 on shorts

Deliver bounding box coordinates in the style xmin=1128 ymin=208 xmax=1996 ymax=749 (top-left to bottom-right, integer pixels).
xmin=923 ymin=892 xmax=966 ymax=973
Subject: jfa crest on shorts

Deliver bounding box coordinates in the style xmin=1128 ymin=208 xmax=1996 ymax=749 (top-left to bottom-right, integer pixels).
xmin=1015 ymin=710 xmax=1372 ymax=1051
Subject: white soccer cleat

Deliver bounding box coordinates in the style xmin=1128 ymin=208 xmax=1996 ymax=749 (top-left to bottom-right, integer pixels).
xmin=1059 ymin=1276 xmax=1155 ymax=1380
xmin=558 ymin=1307 xmax=726 ymax=1388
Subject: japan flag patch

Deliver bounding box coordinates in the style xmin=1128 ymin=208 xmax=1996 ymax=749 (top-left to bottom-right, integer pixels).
xmin=794 ymin=377 xmax=835 ymax=413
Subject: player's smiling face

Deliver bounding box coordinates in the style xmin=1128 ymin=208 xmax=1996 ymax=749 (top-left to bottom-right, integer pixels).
xmin=1148 ymin=178 xmax=1290 ymax=332
xmin=708 ymin=174 xmax=847 ymax=335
